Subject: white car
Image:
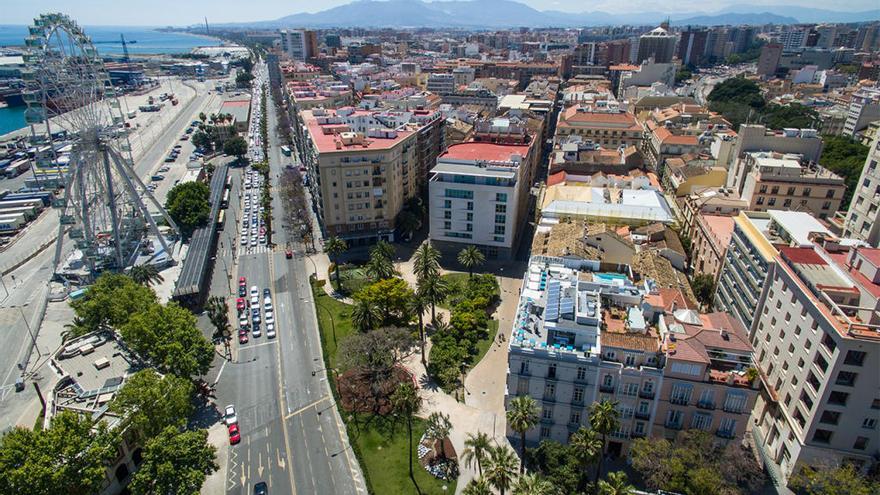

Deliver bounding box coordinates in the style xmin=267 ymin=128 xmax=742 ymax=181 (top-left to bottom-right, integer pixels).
xmin=265 ymin=311 xmax=274 ymax=325
xmin=249 ymin=285 xmax=259 ymax=298
xmin=250 ymin=295 xmax=259 ymax=308
xmin=263 ymin=299 xmax=273 ymax=311
xmin=238 ymin=315 xmax=248 ymax=327
xmin=250 ymin=238 xmax=257 ymax=247
xmin=266 ymin=323 xmax=276 ymax=338
xmin=240 ymin=236 xmax=247 ymax=246
xmin=224 ymin=405 xmax=237 ymax=425
xmin=252 ymin=325 xmax=262 ymax=338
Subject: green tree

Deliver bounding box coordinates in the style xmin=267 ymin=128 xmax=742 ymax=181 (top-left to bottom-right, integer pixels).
xmin=373 ymin=240 xmax=395 ymax=261
xmin=323 ymin=237 xmax=348 ymax=290
xmin=165 ymin=181 xmax=210 ymax=238
xmin=419 ymin=272 xmax=449 ymax=323
xmin=129 ymin=427 xmax=218 ymax=495
xmin=205 ymin=295 xmax=232 ymax=358
xmin=337 ymin=327 xmax=415 ymax=410
xmin=820 ymin=135 xmax=870 ymax=209
xmin=589 ymin=399 xmax=620 ymax=483
xmin=0 ymin=411 xmax=115 ymax=495
xmin=513 ymin=473 xmax=556 ymax=495
xmin=198 ymin=112 xmax=206 ymax=123
xmin=463 ymin=478 xmax=493 ymax=495
xmin=425 ymin=412 xmax=453 ymax=460
xmin=129 ymin=263 xmax=164 ymax=286
xmin=191 ymin=130 xmax=213 ymax=152
xmin=690 ymin=273 xmax=716 ymax=309
xmin=396 ymin=210 xmax=421 ymax=240
xmin=413 ymin=242 xmax=441 ymax=281
xmin=458 ymin=245 xmax=486 ymax=279
xmin=120 ymin=302 xmax=214 ymax=378
xmin=69 ymin=273 xmax=158 ymax=337
xmin=364 ymin=248 xmax=396 ymax=282
xmin=223 ymin=136 xmax=248 ymax=161
xmin=350 ymin=298 xmax=382 ymax=332
xmin=598 ymin=471 xmax=635 ymax=495
xmin=462 ymin=431 xmax=492 ymax=478
xmin=525 ymin=440 xmax=583 ymax=495
xmin=506 ymin=395 xmax=539 ymax=473
xmin=110 ymin=369 xmax=194 ymax=437
xmin=485 ymin=445 xmax=519 ymax=495
xmin=356 ymin=278 xmax=415 ymax=327
xmin=390 ymin=382 xmax=422 ymax=495
xmin=790 ymin=464 xmax=879 ymax=495
xmin=235 ymin=70 xmax=254 ymax=87
xmin=569 ymin=426 xmax=601 ymax=489
xmin=407 ymin=294 xmax=429 ymax=367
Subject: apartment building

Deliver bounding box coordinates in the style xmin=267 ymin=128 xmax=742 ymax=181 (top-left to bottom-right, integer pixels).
xmin=737 ymin=152 xmax=845 ymax=219
xmin=636 ymin=26 xmax=676 ymax=64
xmin=690 ymin=214 xmax=735 ymax=280
xmin=428 ymin=118 xmax=537 ymax=259
xmin=556 ymin=105 xmax=643 ymax=149
xmin=426 ymin=72 xmax=456 ymax=95
xmin=280 ymin=29 xmax=317 ymax=62
xmin=843 ymin=134 xmax=880 ymax=247
xmin=726 ymin=126 xmax=823 ymax=184
xmin=749 ymin=242 xmax=880 ymax=486
xmin=714 ymin=210 xmax=832 ymax=334
xmin=843 ymin=87 xmax=880 ymax=138
xmin=299 ymin=107 xmax=421 ymax=244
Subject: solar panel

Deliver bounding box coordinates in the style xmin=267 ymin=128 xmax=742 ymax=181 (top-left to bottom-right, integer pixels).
xmin=560 ymin=297 xmax=575 ymax=315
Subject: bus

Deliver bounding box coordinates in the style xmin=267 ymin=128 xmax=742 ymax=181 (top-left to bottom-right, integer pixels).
xmin=217 ymin=210 xmax=225 ymax=230
xmin=225 ymin=176 xmax=232 ymax=189
xmin=221 ymin=189 xmax=230 ymax=209
xmin=280 ymin=145 xmax=291 ymax=157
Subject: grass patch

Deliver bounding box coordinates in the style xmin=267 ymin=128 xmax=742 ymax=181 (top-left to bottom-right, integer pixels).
xmin=311 ymin=278 xmax=454 ymax=494
xmin=472 ymin=319 xmax=500 ymax=368
xmin=354 ymin=416 xmax=455 ymax=495
xmin=331 ymin=264 xmax=372 ymax=297
xmin=439 ymin=272 xmax=499 ymax=309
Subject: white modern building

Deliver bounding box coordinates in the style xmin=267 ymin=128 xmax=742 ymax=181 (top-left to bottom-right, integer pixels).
xmin=280 ymin=29 xmax=316 ymax=62
xmin=843 ymin=133 xmax=880 ymax=246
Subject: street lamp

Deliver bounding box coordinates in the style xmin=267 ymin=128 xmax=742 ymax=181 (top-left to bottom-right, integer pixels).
xmin=315 ymin=301 xmax=336 ymax=345
xmin=12 ymin=304 xmax=40 ymax=366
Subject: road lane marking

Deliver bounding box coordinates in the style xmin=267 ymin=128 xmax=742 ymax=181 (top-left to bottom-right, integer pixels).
xmin=283 ymin=396 xmax=329 ymax=420
xmin=238 ymin=340 xmax=278 ymax=351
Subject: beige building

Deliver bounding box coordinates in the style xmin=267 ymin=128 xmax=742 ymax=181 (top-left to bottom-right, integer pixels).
xmin=555 ymin=106 xmax=643 ymax=149
xmin=690 ymin=214 xmax=735 ymax=281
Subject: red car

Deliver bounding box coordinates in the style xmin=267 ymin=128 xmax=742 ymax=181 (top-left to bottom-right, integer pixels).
xmin=285 ymin=249 xmax=293 ymax=259
xmin=228 ymin=424 xmax=241 ymax=445
xmin=238 ymin=330 xmax=249 ymax=344
xmin=236 ymin=297 xmax=246 ymax=311
xmin=239 ymin=276 xmax=246 ymax=286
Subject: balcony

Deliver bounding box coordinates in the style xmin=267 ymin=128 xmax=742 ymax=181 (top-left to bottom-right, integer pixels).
xmin=723 ymin=405 xmax=745 ymax=414
xmin=540 ymin=417 xmax=554 ymax=426
xmin=639 ymin=389 xmax=655 ymax=400
xmin=545 ymin=373 xmax=558 ymax=381
xmin=634 ymin=410 xmax=651 ymax=420
xmin=542 ymin=394 xmax=557 ymax=404
xmin=715 ymin=428 xmax=736 ymax=440
xmin=571 ymin=397 xmax=584 ymax=407
xmin=665 ymin=421 xmax=683 ymax=431
xmin=696 ymin=401 xmax=716 ymax=410
xmin=670 ymin=397 xmax=689 ymax=406
xmin=599 ymin=383 xmax=615 ymax=393
xmin=631 ymin=431 xmax=646 ymax=438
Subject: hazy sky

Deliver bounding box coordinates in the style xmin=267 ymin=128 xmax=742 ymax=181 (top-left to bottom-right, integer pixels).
xmin=4 ymin=0 xmax=876 ymax=26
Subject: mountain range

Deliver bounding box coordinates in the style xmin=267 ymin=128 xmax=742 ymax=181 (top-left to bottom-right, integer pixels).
xmin=211 ymin=0 xmax=880 ymax=29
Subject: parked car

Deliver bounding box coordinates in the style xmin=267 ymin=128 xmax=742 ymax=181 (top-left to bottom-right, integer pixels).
xmin=228 ymin=424 xmax=241 ymax=445
xmin=238 ymin=330 xmax=249 ymax=344
xmin=224 ymin=405 xmax=237 ymax=425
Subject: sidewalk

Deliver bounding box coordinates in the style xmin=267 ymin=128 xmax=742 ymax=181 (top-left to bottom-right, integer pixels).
xmin=201 ymin=421 xmax=231 ymax=495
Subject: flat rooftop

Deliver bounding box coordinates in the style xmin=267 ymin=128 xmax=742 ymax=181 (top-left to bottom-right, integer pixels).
xmin=441 ymin=142 xmax=530 ymax=163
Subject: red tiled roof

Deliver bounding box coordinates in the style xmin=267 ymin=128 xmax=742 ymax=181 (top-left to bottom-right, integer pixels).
xmin=547 ymin=171 xmax=568 ymax=186
xmin=780 ymin=246 xmax=827 ymax=265
xmin=442 ymin=142 xmax=530 ymax=163
xmin=702 ymin=215 xmax=735 ymax=248
xmin=302 ymin=109 xmax=414 ymax=153
xmin=857 ymin=248 xmax=880 ymax=267
xmin=221 ymin=100 xmax=249 ymax=108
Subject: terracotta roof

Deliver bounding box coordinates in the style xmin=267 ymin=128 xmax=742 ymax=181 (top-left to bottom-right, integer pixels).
xmin=601 ymin=331 xmax=660 ymax=353
xmin=442 ymin=142 xmax=531 ymax=163
xmin=701 ymin=215 xmax=735 ymax=249
xmin=643 ymin=287 xmax=694 ymax=312
xmin=780 ymin=246 xmax=827 ymax=265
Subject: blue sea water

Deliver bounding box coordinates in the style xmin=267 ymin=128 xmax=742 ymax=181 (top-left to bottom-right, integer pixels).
xmin=0 ymin=25 xmax=220 ymax=137
xmin=0 ymin=24 xmax=219 ymax=55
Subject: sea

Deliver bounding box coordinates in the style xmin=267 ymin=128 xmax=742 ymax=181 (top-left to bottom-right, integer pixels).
xmin=0 ymin=25 xmax=220 ymax=137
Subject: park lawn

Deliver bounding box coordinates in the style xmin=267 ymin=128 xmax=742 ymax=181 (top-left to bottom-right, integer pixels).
xmin=439 ymin=272 xmax=500 ymax=309
xmin=355 ymin=417 xmax=455 ymax=495
xmin=472 ymin=319 xmax=500 ymax=368
xmin=312 ymin=278 xmax=356 ymax=370
xmin=332 ymin=264 xmax=372 ymax=296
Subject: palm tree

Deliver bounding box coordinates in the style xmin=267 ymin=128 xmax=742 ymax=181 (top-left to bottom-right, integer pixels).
xmin=396 ymin=210 xmax=421 ymax=241
xmin=199 ymin=112 xmax=207 ymax=123
xmin=372 ymin=240 xmax=395 ymax=262
xmin=418 ymin=273 xmax=448 ymax=323
xmin=484 ymin=445 xmax=519 ymax=495
xmin=129 ymin=264 xmax=164 ymax=286
xmin=390 ymin=382 xmax=423 ymax=495
xmin=569 ymin=426 xmax=601 ymax=492
xmin=323 ymin=237 xmax=347 ymax=290
xmin=597 ymin=471 xmax=635 ymax=495
xmin=462 ymin=478 xmax=492 ymax=495
xmin=458 ymin=245 xmax=486 ymax=279
xmin=412 ymin=241 xmax=441 ymax=281
xmin=364 ymin=249 xmax=395 ymax=281
xmin=512 ymin=473 xmax=556 ymax=495
xmin=350 ymin=298 xmax=381 ymax=332
xmin=589 ymin=399 xmax=620 ymax=483
xmin=462 ymin=432 xmax=492 ymax=478
xmin=425 ymin=411 xmax=453 ymax=460
xmin=506 ymin=395 xmax=539 ymax=474
xmin=406 ymin=294 xmax=429 ymax=366
xmin=205 ymin=296 xmax=232 ymax=358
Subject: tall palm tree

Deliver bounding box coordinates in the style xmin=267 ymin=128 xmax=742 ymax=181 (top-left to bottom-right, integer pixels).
xmin=406 ymin=294 xmax=429 ymax=366
xmin=597 ymin=471 xmax=635 ymax=495
xmin=484 ymin=445 xmax=519 ymax=495
xmin=462 ymin=431 xmax=492 ymax=478
xmin=372 ymin=240 xmax=395 ymax=262
xmin=569 ymin=426 xmax=601 ymax=492
xmin=506 ymin=395 xmax=539 ymax=474
xmin=130 ymin=264 xmax=164 ymax=286
xmin=206 ymin=296 xmax=232 ymax=357
xmin=512 ymin=473 xmax=556 ymax=495
xmin=412 ymin=241 xmax=441 ymax=281
xmin=364 ymin=249 xmax=395 ymax=281
xmin=462 ymin=478 xmax=492 ymax=495
xmin=390 ymin=382 xmax=423 ymax=495
xmin=323 ymin=237 xmax=347 ymax=290
xmin=350 ymin=298 xmax=381 ymax=332
xmin=589 ymin=399 xmax=620 ymax=483
xmin=458 ymin=245 xmax=486 ymax=279
xmin=425 ymin=412 xmax=453 ymax=460
xmin=418 ymin=273 xmax=448 ymax=323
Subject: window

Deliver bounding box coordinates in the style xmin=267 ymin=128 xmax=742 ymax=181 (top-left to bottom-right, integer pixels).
xmin=572 ymin=387 xmax=584 ymax=404
xmin=444 ymin=221 xmax=451 ymax=230
xmin=836 ymin=371 xmax=857 ymax=387
xmin=814 ymin=353 xmax=829 ymax=373
xmin=821 ymin=333 xmax=837 ymax=353
xmin=756 ymin=196 xmax=765 ymax=205
xmin=443 ymin=199 xmax=451 ymax=208
xmin=495 ymin=214 xmax=506 ymax=224
xmin=691 ymin=412 xmax=713 ymax=431
xmin=783 ymin=199 xmax=792 ymax=208
xmin=800 ymin=391 xmax=814 ymax=411
xmin=638 ymin=401 xmax=650 ymax=414
xmin=828 ymin=391 xmax=849 ymax=406
xmin=495 ymin=204 xmax=506 ymax=213
xmin=807 ymin=371 xmax=821 ymax=391
xmin=771 ymin=186 xmax=779 ymax=194
xmin=768 ymin=198 xmax=776 ymax=206
xmin=819 ymin=411 xmax=841 ymax=424
xmin=802 ymin=187 xmax=811 ymax=197
xmin=844 ymin=350 xmax=866 ymax=366
xmin=854 ymin=437 xmax=869 ymax=450
xmin=698 ymin=389 xmax=715 ymax=408
xmin=570 ymin=411 xmax=581 ymax=425
xmin=443 ymin=210 xmax=452 ymax=219
xmin=602 ymin=374 xmax=613 ymax=387
xmin=822 ymin=201 xmax=831 ymax=210
xmin=516 ymin=377 xmax=529 ymax=395
xmin=670 ymin=362 xmax=701 ymax=376
xmin=576 ymin=366 xmax=587 ymax=381
xmin=719 ymin=417 xmax=737 ymax=435
xmin=445 ymin=189 xmax=473 ymax=199
xmin=494 ymin=225 xmax=505 ymax=235
xmin=825 ymin=189 xmax=835 ymax=198
xmin=542 ymin=407 xmax=553 ymax=420
xmin=634 ymin=421 xmax=645 ymax=434
xmin=622 ymin=383 xmax=638 ymax=397
xmin=793 ymin=408 xmax=806 ymax=429
xmin=759 ymin=185 xmax=768 ymax=194
xmin=543 ymin=382 xmax=556 ymax=399
xmin=787 ymin=186 xmax=796 ymax=195
xmin=670 ymin=383 xmax=693 ymax=405
xmin=812 ymin=429 xmax=833 ymax=444
xmin=540 ymin=426 xmax=551 ymax=438
xmin=466 ymin=213 xmax=473 ymax=221
xmin=496 ymin=193 xmax=507 ymax=202
xmin=863 ymin=418 xmax=877 ymax=430
xmin=493 ymin=236 xmax=505 ymax=242
xmin=724 ymin=391 xmax=748 ymax=413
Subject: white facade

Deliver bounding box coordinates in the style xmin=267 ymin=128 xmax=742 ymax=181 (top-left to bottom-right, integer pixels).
xmin=280 ymin=29 xmax=311 ymax=61
xmin=844 ymin=133 xmax=880 ymax=246
xmin=426 ymin=73 xmax=456 ymax=95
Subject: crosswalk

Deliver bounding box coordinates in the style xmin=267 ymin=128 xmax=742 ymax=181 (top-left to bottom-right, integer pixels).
xmin=219 ymin=244 xmax=284 ymax=258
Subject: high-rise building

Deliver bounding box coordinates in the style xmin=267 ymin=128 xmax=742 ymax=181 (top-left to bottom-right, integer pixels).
xmin=757 ymin=44 xmax=783 ymax=77
xmin=843 ymin=133 xmax=880 ymax=246
xmin=843 ymin=87 xmax=880 ymax=138
xmin=280 ymin=29 xmax=317 ymax=61
xmin=677 ymin=28 xmax=708 ymax=66
xmin=636 ymin=26 xmax=676 ymax=64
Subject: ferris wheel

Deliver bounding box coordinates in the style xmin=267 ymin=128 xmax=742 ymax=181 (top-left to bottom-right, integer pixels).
xmin=21 ymin=13 xmax=179 ymax=279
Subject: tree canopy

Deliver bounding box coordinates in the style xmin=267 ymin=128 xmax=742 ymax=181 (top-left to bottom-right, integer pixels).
xmin=120 ymin=302 xmax=214 ymax=379
xmin=129 ymin=427 xmax=217 ymax=495
xmin=707 ymin=77 xmax=817 ymax=131
xmin=165 ymin=181 xmax=210 ymax=238
xmin=69 ymin=273 xmax=158 ymax=337
xmin=0 ymin=411 xmax=115 ymax=495
xmin=820 ymin=135 xmax=870 ymax=209
xmin=223 ymin=136 xmax=248 ymax=160
xmin=110 ymin=369 xmax=195 ymax=437
xmin=789 ymin=464 xmax=879 ymax=495
xmin=355 ymin=278 xmax=415 ymax=327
